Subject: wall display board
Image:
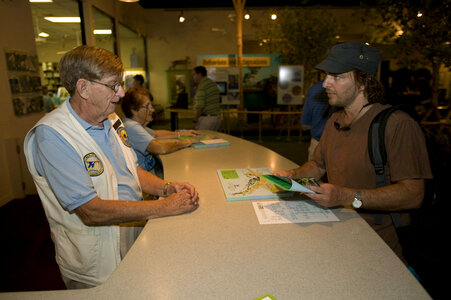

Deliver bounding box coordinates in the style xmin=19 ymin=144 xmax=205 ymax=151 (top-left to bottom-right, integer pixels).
xmin=5 ymin=49 xmax=43 ymax=116
xmin=198 ymin=54 xmax=280 ymax=105
xmin=204 ymin=67 xmax=240 ymax=105
xmin=277 ymin=65 xmax=304 ymax=105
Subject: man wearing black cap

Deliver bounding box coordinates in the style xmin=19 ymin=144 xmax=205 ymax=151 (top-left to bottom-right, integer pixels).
xmin=275 ymin=42 xmax=432 ymax=261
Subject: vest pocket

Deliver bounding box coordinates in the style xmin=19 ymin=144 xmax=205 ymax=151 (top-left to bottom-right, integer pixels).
xmin=54 ymin=226 xmax=100 ymax=278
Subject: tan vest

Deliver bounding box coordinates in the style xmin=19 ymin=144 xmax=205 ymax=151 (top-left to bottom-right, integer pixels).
xmin=24 ymin=100 xmax=141 ymax=286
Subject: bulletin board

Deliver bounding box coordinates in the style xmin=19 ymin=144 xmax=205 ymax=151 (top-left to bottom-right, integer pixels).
xmin=5 ymin=49 xmax=43 ymax=116
xmin=277 ymin=65 xmax=304 ymax=105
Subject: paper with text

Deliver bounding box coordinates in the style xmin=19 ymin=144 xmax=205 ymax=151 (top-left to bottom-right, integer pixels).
xmin=252 ymin=200 xmax=339 ymax=224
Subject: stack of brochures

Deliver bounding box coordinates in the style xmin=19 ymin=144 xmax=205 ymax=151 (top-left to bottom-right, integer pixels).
xmin=179 ymin=134 xmax=230 ymax=149
xmin=192 ymin=138 xmax=230 ymax=149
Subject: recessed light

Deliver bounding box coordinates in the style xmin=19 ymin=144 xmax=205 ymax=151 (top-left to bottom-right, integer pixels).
xmin=93 ymin=29 xmax=112 ymax=35
xmin=44 ymin=17 xmax=81 ymax=23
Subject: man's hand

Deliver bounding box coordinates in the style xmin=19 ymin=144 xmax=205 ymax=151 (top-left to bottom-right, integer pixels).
xmin=168 ymin=182 xmax=199 ymax=204
xmin=163 ymin=189 xmax=199 ymax=216
xmin=303 ymin=183 xmax=352 ymax=208
xmin=273 ymin=169 xmax=296 ymax=178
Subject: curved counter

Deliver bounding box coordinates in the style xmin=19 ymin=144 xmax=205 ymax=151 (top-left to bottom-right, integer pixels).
xmin=1 ymin=131 xmax=430 ymax=299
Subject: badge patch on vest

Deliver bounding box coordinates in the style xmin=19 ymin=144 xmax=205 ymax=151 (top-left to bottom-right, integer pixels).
xmin=83 ymin=152 xmax=104 ymax=176
xmin=116 ymin=126 xmax=131 ymax=147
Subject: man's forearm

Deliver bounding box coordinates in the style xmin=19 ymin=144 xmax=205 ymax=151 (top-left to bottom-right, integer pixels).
xmin=307 ymin=179 xmax=425 ymax=211
xmin=137 ymin=166 xmax=167 ymax=196
xmin=193 ymin=107 xmax=202 ymax=122
xmin=74 ymin=196 xmax=172 ymax=225
xmin=358 ymin=179 xmax=424 ymax=211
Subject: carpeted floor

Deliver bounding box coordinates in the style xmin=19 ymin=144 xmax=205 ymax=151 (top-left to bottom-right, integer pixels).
xmin=0 ymin=195 xmax=66 ymax=292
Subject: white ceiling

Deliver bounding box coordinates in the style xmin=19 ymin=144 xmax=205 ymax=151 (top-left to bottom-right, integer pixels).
xmin=31 ymin=0 xmax=82 ymax=43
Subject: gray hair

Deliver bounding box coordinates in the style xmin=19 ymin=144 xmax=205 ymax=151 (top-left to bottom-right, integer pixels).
xmin=59 ymin=45 xmax=124 ymax=95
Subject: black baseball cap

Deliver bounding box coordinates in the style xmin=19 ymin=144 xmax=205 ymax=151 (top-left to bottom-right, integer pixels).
xmin=315 ymin=42 xmax=381 ymax=76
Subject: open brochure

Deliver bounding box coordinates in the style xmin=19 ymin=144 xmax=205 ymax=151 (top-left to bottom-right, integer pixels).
xmin=217 ymin=168 xmax=293 ymax=201
xmin=258 ymin=175 xmax=317 ymax=194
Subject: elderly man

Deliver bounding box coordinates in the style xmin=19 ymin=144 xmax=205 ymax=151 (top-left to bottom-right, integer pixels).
xmin=275 ymin=42 xmax=432 ymax=261
xmin=24 ymin=46 xmax=199 ymax=289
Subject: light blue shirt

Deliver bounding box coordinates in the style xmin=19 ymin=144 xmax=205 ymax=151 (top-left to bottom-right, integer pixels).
xmin=32 ymin=98 xmax=141 ymax=211
xmin=301 ymin=80 xmax=330 ymax=141
xmin=123 ymin=118 xmax=156 ymax=172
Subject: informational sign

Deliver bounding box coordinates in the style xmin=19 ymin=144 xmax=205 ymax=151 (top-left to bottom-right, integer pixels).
xmin=208 ymin=67 xmax=240 ymax=104
xmin=277 ymin=65 xmax=304 ymax=105
xmin=199 ymin=56 xmax=271 ymax=68
xmin=198 ymin=54 xmax=281 ymax=105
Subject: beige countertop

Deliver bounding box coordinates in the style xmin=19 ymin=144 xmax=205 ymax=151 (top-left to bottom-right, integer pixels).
xmin=0 ymin=131 xmax=431 ymax=299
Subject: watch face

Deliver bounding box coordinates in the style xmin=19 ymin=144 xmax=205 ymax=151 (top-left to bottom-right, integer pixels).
xmin=352 ymin=199 xmax=362 ymax=209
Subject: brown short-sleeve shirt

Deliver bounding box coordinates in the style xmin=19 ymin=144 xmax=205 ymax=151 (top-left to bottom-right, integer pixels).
xmin=313 ymin=103 xmax=432 ymax=188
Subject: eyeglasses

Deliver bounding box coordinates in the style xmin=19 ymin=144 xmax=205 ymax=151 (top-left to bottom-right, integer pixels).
xmin=88 ymin=79 xmax=123 ymax=93
xmin=140 ymin=103 xmax=153 ymax=110
xmin=334 ymin=122 xmax=351 ymax=131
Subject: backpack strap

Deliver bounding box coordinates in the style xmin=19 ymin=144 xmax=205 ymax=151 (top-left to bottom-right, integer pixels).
xmin=368 ymin=104 xmax=420 ymax=187
xmin=368 ymin=106 xmax=394 ymax=187
xmin=368 ymin=105 xmax=416 ymax=228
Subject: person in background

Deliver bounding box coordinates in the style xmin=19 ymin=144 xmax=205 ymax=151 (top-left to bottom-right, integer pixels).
xmin=300 ymin=79 xmax=332 ymax=160
xmin=122 ymin=87 xmax=200 ymax=179
xmin=275 ymin=42 xmax=432 ymax=262
xmin=192 ymin=66 xmax=221 ymax=130
xmin=42 ymin=86 xmax=55 ymax=112
xmin=133 ymin=74 xmax=145 ymax=89
xmin=24 ymin=46 xmax=199 ymax=289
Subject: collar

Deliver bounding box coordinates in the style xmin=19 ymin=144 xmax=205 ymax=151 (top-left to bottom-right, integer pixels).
xmin=67 ymin=97 xmax=111 ymax=132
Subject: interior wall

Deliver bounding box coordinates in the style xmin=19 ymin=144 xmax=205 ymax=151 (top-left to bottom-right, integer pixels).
xmin=145 ymin=9 xmax=252 ymax=106
xmin=0 ymin=0 xmax=146 ymax=207
xmin=0 ymin=0 xmax=43 ymax=206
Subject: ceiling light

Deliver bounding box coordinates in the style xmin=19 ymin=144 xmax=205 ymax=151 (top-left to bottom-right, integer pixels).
xmin=178 ymin=11 xmax=186 ymax=23
xmin=271 ymin=14 xmax=277 ymax=20
xmin=44 ymin=17 xmax=81 ymax=23
xmin=93 ymin=29 xmax=112 ymax=35
xmin=29 ymin=0 xmax=53 ymax=3
xmin=39 ymin=32 xmax=49 ymax=37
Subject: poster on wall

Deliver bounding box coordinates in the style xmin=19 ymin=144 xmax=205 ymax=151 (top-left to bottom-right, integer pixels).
xmin=198 ymin=54 xmax=281 ymax=106
xmin=277 ymin=65 xmax=304 ymax=105
xmin=5 ymin=49 xmax=43 ymax=116
xmin=213 ymin=67 xmax=240 ymax=105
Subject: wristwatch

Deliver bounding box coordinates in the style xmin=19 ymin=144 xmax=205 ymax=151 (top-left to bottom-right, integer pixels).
xmin=352 ymin=190 xmax=362 ymax=209
xmin=163 ymin=182 xmax=172 ymax=197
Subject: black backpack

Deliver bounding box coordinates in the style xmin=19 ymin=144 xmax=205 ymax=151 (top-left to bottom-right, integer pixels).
xmin=368 ymin=104 xmax=449 ymax=299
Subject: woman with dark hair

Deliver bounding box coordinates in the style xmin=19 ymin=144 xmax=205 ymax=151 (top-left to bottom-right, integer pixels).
xmin=121 ymin=88 xmax=199 ymax=178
